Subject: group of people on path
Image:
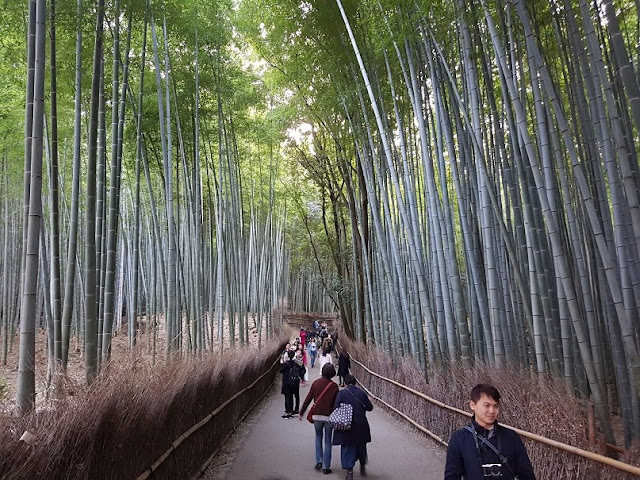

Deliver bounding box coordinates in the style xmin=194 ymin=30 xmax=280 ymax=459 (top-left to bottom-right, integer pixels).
xmin=278 ymin=327 xmax=342 ymax=417
xmin=299 ymin=366 xmax=372 ymax=480
xmin=280 ymin=325 xmax=536 ymax=480
xmin=280 ymin=327 xmax=366 ymax=480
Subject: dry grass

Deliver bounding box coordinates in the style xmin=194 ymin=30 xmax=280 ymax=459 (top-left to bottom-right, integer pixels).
xmin=0 ymin=335 xmax=288 ymax=480
xmin=340 ymin=338 xmax=640 ymax=480
xmin=0 ymin=313 xmax=269 ymax=408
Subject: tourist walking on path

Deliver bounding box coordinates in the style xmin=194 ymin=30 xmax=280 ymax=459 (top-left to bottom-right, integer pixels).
xmin=332 ymin=374 xmax=374 ymax=480
xmin=298 ymin=343 xmax=308 ymax=368
xmin=337 ymin=350 xmax=351 ymax=387
xmin=444 ymin=384 xmax=536 ymax=480
xmin=318 ymin=348 xmax=332 ymax=376
xmin=319 ymin=323 xmax=328 ymax=342
xmin=281 ymin=343 xmax=291 ymax=364
xmin=321 ymin=336 xmax=334 ymax=355
xmin=296 ymin=345 xmax=309 ymax=385
xmin=298 ymin=363 xmax=340 ymax=474
xmin=308 ymin=337 xmax=318 ymax=368
xmin=280 ymin=350 xmax=305 ymax=418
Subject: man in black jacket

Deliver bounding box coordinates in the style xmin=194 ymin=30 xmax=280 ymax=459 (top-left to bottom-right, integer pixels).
xmin=444 ymin=384 xmax=536 ymax=480
xmin=279 ymin=350 xmax=305 ymax=418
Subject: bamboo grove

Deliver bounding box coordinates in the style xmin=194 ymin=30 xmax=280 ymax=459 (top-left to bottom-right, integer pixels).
xmin=2 ymin=0 xmax=640 ymax=450
xmin=0 ymin=0 xmax=321 ymax=416
xmin=237 ymin=0 xmax=640 ymax=446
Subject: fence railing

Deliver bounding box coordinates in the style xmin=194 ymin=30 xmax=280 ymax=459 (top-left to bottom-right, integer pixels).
xmin=347 ymin=350 xmax=640 ymax=477
xmin=136 ymin=351 xmax=283 ymax=480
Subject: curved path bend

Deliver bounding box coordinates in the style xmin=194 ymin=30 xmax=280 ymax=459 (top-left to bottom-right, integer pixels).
xmin=203 ymin=370 xmax=446 ymax=480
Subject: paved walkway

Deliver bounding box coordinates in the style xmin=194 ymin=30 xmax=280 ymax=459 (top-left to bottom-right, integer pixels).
xmin=203 ymin=370 xmax=446 ymax=480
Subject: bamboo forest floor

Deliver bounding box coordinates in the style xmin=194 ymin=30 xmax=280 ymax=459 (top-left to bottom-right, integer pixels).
xmin=201 ymin=374 xmax=446 ymax=480
xmin=0 ymin=314 xmax=263 ymax=410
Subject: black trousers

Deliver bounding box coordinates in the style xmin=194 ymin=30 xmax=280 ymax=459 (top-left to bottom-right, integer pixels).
xmin=284 ymin=387 xmax=300 ymax=413
xmin=284 ymin=393 xmax=294 ymax=413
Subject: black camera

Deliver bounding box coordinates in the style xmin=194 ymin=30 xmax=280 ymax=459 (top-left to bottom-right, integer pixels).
xmin=482 ymin=463 xmax=503 ymax=477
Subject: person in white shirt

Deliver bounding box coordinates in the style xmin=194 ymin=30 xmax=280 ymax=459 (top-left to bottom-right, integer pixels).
xmin=317 ymin=349 xmax=332 ymax=376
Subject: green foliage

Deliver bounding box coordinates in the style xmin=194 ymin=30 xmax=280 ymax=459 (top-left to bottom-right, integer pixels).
xmin=0 ymin=0 xmax=27 ymax=173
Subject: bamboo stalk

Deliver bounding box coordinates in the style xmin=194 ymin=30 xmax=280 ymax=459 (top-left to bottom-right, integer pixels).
xmin=588 ymin=402 xmax=596 ymax=447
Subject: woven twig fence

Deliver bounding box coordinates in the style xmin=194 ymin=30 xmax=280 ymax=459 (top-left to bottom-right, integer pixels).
xmin=0 ymin=341 xmax=286 ymax=480
xmin=339 ymin=340 xmax=640 ymax=480
xmin=138 ymin=352 xmax=283 ymax=480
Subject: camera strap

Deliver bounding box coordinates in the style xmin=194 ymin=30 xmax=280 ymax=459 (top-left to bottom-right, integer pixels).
xmin=464 ymin=425 xmax=516 ymax=477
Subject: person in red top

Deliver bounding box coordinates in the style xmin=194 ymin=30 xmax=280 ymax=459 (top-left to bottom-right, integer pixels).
xmin=299 ymin=363 xmax=339 ymax=474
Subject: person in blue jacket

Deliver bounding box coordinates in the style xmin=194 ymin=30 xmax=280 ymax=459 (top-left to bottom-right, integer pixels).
xmin=444 ymin=384 xmax=536 ymax=480
xmin=332 ymin=374 xmax=374 ymax=480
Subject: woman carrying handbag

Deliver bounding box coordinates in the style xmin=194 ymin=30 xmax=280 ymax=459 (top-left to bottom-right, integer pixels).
xmin=331 ymin=374 xmax=374 ymax=480
xmin=299 ymin=363 xmax=340 ymax=474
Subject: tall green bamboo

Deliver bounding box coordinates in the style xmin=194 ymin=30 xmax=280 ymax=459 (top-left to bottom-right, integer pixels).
xmin=61 ymin=0 xmax=83 ymax=368
xmin=84 ymin=0 xmax=105 ymax=385
xmin=17 ymin=0 xmax=46 ymax=415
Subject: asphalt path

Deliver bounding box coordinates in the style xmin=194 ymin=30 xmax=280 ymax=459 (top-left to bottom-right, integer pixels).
xmin=203 ymin=367 xmax=446 ymax=480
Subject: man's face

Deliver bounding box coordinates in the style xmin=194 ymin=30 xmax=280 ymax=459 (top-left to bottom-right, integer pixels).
xmin=470 ymin=393 xmax=500 ymax=429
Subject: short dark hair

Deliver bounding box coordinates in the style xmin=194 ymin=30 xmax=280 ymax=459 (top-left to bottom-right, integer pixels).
xmin=321 ymin=363 xmax=336 ymax=379
xmin=287 ymin=350 xmax=295 ymax=359
xmin=470 ymin=384 xmax=500 ymax=403
xmin=344 ymin=374 xmax=356 ymax=385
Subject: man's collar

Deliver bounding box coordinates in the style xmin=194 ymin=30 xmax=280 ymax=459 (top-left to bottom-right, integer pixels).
xmin=471 ymin=416 xmax=498 ymax=438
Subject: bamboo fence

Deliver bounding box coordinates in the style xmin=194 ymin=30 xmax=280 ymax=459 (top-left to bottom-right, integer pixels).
xmin=136 ymin=352 xmax=283 ymax=480
xmin=343 ymin=345 xmax=640 ymax=478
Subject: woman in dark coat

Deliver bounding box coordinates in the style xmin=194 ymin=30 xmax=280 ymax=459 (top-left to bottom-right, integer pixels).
xmin=332 ymin=374 xmax=373 ymax=480
xmin=337 ymin=350 xmax=351 ymax=387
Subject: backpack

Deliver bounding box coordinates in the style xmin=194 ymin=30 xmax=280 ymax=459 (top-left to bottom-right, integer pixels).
xmin=285 ymin=363 xmax=301 ymax=387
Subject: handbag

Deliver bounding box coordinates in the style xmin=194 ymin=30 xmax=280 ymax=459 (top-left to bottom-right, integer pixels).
xmin=328 ymin=402 xmax=353 ymax=430
xmin=307 ymin=382 xmax=334 ymax=423
xmin=328 ymin=386 xmax=367 ymax=430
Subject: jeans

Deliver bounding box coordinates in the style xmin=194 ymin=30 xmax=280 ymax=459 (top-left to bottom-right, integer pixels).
xmin=340 ymin=442 xmax=367 ymax=470
xmin=310 ymin=352 xmax=317 ymax=367
xmin=314 ymin=420 xmax=333 ymax=469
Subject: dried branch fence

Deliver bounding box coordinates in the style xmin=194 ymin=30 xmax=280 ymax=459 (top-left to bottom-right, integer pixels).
xmin=138 ymin=354 xmax=283 ymax=480
xmin=0 ymin=340 xmax=286 ymax=480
